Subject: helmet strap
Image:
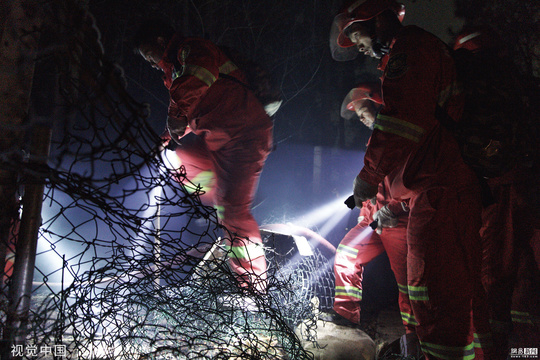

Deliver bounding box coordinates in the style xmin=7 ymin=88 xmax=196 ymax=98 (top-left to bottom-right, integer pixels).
xmin=371 ymin=10 xmax=402 ymax=58
xmin=362 ymin=19 xmax=387 ymax=58
xmin=372 ymin=41 xmax=390 ymax=58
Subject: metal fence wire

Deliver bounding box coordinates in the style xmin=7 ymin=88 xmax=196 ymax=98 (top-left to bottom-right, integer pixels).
xmin=1 ymin=2 xmax=336 ymax=359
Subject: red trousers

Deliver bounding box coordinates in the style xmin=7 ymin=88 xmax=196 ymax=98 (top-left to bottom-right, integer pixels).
xmin=333 ymin=215 xmax=413 ymax=332
xmin=481 ymin=170 xmax=540 ymax=357
xmin=174 ymin=130 xmax=272 ymax=292
xmin=408 ymin=187 xmax=493 ymax=359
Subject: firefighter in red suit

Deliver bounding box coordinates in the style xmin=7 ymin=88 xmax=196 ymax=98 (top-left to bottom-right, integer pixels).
xmin=333 ymin=84 xmax=419 ymax=356
xmin=331 ymin=1 xmax=492 ymax=358
xmin=454 ymin=27 xmax=540 ymax=356
xmin=333 ymin=184 xmax=410 ymax=326
xmin=134 ymin=20 xmax=273 ymax=294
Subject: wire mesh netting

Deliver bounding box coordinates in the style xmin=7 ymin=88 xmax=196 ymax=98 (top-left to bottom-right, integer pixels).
xmin=1 ymin=2 xmax=337 ymax=359
xmin=23 ymin=227 xmax=335 ymax=359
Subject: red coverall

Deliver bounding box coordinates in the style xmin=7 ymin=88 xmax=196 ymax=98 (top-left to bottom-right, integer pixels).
xmin=159 ymin=34 xmax=273 ymax=292
xmin=481 ymin=167 xmax=540 ymax=354
xmin=451 ymin=40 xmax=540 ymax=354
xmin=358 ymin=26 xmax=491 ymax=359
xmin=452 ymin=31 xmax=539 ymax=356
xmin=333 ymin=178 xmax=414 ymax=333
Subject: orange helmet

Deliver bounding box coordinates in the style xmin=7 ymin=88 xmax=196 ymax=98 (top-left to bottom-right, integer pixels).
xmin=340 ymin=82 xmax=383 ymax=120
xmin=330 ymin=0 xmax=405 ymax=61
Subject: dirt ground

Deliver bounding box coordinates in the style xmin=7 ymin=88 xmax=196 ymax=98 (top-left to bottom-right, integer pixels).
xmin=359 ymin=304 xmax=407 ymax=358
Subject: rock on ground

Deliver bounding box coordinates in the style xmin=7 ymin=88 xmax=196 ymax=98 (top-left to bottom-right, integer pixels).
xmin=295 ymin=319 xmax=376 ymax=360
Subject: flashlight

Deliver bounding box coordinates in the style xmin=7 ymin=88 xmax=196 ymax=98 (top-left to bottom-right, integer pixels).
xmin=344 ymin=195 xmax=356 ymax=209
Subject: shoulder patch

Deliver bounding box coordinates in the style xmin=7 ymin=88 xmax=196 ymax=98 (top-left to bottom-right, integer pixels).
xmin=385 ymin=53 xmax=408 ymax=79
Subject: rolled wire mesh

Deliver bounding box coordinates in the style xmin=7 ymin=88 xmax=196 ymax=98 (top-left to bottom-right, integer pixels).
xmin=1 ymin=2 xmax=336 ymax=359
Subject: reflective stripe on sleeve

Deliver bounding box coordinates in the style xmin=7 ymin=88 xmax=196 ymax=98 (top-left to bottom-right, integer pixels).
xmin=335 ymin=285 xmax=362 ymax=300
xmin=421 ymin=341 xmax=475 ymax=360
xmin=337 ymin=243 xmax=359 ymax=259
xmin=219 ymin=60 xmax=238 ymax=75
xmin=374 ymin=114 xmax=425 ymax=143
xmin=183 ymin=64 xmax=217 ymax=87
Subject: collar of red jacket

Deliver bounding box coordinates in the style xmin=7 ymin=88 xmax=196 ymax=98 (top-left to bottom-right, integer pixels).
xmin=377 ymin=37 xmax=397 ymax=72
xmin=164 ymin=33 xmax=184 ymax=63
xmin=159 ymin=33 xmax=184 ymax=89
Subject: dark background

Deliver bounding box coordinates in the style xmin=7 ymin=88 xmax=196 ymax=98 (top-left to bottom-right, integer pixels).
xmin=86 ymin=0 xmax=538 ymax=236
xmin=84 ymin=0 xmax=539 ymax=310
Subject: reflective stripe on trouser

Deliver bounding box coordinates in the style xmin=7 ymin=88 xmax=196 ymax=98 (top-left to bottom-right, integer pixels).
xmin=174 ymin=133 xmax=216 ymax=205
xmin=398 ymin=283 xmax=418 ymax=328
xmin=224 ymin=239 xmax=267 ymax=292
xmin=333 ymin=223 xmax=383 ymax=324
xmin=175 ymin=126 xmax=272 ymax=292
xmin=408 ymin=187 xmax=484 ymax=359
xmin=511 ymin=310 xmax=534 ymax=325
xmin=334 ymin=217 xmax=411 ymax=328
xmin=480 ymin=175 xmax=539 ymax=356
xmin=335 ymin=286 xmax=362 ymax=300
xmin=510 ymin=309 xmax=540 ymax=351
xmin=379 ymin=226 xmax=413 ymax=333
xmin=421 ymin=341 xmax=475 ymax=360
xmin=212 ymin=128 xmax=272 ymax=293
xmin=473 ymin=332 xmax=494 ymax=356
xmin=472 ymin=273 xmax=495 ymax=359
xmin=219 ymin=201 xmax=267 ymax=294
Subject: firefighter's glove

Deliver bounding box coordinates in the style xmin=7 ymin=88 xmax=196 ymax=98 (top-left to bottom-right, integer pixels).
xmin=353 ymin=176 xmax=378 ymax=209
xmin=372 ymin=205 xmax=399 ymax=234
xmin=167 ymin=116 xmax=188 ymax=145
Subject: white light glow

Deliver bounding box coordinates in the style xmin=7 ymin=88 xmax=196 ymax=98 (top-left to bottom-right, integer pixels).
xmin=292 ymin=195 xmax=350 ymax=229
xmin=161 ymin=148 xmax=182 ymax=171
xmin=349 ymin=226 xmax=373 ymax=247
xmin=316 ymin=205 xmax=350 ymax=239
